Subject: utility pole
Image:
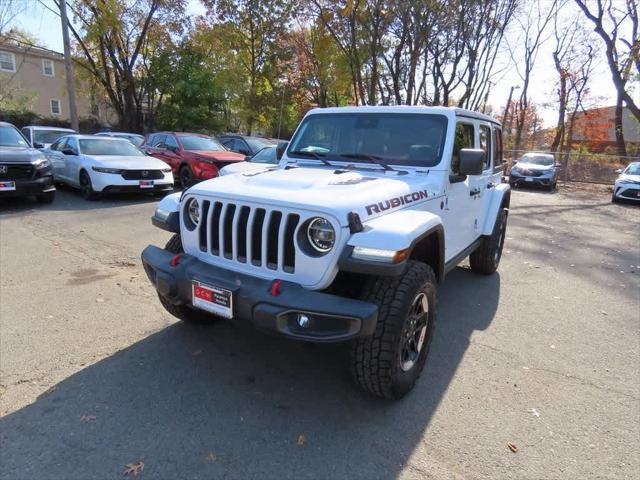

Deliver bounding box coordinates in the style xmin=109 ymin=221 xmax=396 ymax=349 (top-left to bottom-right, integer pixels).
xmin=59 ymin=0 xmax=79 ymax=131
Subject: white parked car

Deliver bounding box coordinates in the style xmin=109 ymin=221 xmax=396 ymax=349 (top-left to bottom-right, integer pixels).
xmin=219 ymin=145 xmax=278 ymax=176
xmin=20 ymin=126 xmax=76 ymax=149
xmin=142 ymin=106 xmax=510 ymax=399
xmin=45 ymin=135 xmax=174 ymax=200
xmin=612 ymin=161 xmax=640 ymax=203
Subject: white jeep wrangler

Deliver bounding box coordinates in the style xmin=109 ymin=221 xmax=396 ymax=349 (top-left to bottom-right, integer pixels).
xmin=142 ymin=106 xmax=510 ymax=399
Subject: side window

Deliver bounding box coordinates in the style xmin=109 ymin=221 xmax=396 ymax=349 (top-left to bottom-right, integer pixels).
xmin=219 ymin=138 xmax=232 ymax=148
xmin=66 ymin=137 xmax=79 ymax=154
xmin=492 ymin=128 xmax=503 ymax=167
xmin=479 ymin=125 xmax=491 ymax=170
xmin=165 ymin=135 xmax=178 ymax=150
xmin=152 ymin=134 xmax=167 ymax=148
xmin=21 ymin=128 xmax=31 ymax=143
xmin=51 ymin=137 xmax=67 ymax=151
xmin=451 ymin=123 xmax=475 ymax=174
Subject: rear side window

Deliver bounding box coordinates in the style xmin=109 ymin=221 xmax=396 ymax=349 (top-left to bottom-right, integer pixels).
xmin=451 ymin=123 xmax=474 ymax=174
xmin=492 ymin=128 xmax=503 ymax=167
xmin=165 ymin=135 xmax=178 ymax=149
xmin=479 ymin=125 xmax=491 ymax=170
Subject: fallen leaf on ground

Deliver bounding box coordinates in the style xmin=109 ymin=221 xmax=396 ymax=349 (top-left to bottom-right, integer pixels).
xmin=206 ymin=452 xmax=217 ymax=462
xmin=297 ymin=434 xmax=305 ymax=446
xmin=527 ymin=408 xmax=540 ymax=418
xmin=80 ymin=415 xmax=97 ymax=422
xmin=123 ymin=461 xmax=144 ymax=476
xmin=507 ymin=442 xmax=518 ymax=453
xmin=192 ymin=349 xmax=202 ymax=356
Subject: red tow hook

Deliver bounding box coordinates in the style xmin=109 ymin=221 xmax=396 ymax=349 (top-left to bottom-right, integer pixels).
xmin=170 ymin=254 xmax=182 ymax=267
xmin=270 ymin=279 xmax=282 ymax=297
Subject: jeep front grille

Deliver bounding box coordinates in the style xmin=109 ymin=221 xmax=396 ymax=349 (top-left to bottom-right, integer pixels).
xmin=197 ymin=200 xmax=300 ymax=273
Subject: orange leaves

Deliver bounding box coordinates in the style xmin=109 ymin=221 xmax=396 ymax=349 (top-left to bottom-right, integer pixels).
xmin=123 ymin=461 xmax=144 ymax=476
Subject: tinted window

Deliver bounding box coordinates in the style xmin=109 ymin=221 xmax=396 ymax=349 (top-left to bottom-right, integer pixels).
xmin=451 ymin=123 xmax=475 ymax=174
xmin=245 ymin=137 xmax=275 ymax=152
xmin=165 ymin=135 xmax=179 ymax=149
xmin=151 ymin=134 xmax=166 ymax=148
xmin=480 ymin=125 xmax=491 ymax=169
xmin=289 ymin=113 xmax=448 ymax=168
xmin=250 ymin=146 xmax=277 ymax=164
xmin=34 ymin=129 xmax=69 ymax=144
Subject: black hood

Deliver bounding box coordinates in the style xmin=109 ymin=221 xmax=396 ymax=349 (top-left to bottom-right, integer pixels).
xmin=0 ymin=146 xmax=46 ymax=164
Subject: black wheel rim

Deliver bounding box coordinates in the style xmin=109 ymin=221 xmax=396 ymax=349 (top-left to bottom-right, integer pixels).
xmin=400 ymin=292 xmax=429 ymax=372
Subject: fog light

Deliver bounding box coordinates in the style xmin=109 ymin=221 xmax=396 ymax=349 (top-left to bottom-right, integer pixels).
xmin=297 ymin=314 xmax=310 ymax=328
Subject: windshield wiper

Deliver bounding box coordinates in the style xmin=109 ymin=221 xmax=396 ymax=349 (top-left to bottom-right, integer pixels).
xmin=336 ymin=153 xmax=398 ymax=172
xmin=288 ymin=150 xmax=334 ymax=167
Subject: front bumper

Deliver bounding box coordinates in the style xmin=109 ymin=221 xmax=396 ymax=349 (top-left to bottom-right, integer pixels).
xmin=614 ymin=185 xmax=640 ymax=201
xmin=0 ymin=175 xmax=55 ymax=197
xmin=102 ymin=184 xmax=174 ymax=194
xmin=509 ymin=173 xmax=555 ymax=187
xmin=141 ymin=245 xmax=378 ymax=342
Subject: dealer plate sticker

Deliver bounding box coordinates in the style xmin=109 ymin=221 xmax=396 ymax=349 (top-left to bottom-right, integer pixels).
xmin=0 ymin=181 xmax=16 ymax=191
xmin=192 ymin=281 xmax=233 ymax=318
xmin=525 ymin=177 xmax=534 ymax=182
xmin=139 ymin=180 xmax=154 ymax=188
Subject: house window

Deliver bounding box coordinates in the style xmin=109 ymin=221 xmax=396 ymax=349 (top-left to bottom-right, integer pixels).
xmin=42 ymin=59 xmax=54 ymax=77
xmin=50 ymin=99 xmax=61 ymax=115
xmin=0 ymin=51 xmax=16 ymax=72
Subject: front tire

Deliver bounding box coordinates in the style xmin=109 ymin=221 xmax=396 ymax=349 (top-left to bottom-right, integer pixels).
xmin=158 ymin=234 xmax=219 ymax=325
xmin=79 ymin=171 xmax=99 ymax=200
xmin=179 ymin=165 xmax=194 ymax=189
xmin=350 ymin=261 xmax=437 ymax=400
xmin=469 ymin=207 xmax=508 ymax=275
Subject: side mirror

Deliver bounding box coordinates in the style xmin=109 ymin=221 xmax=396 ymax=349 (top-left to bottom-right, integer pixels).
xmin=61 ymin=148 xmax=77 ymax=155
xmin=33 ymin=142 xmax=45 ymax=149
xmin=615 ymin=168 xmax=623 ymax=174
xmin=458 ymin=149 xmax=485 ymax=176
xmin=276 ymin=141 xmax=288 ymax=160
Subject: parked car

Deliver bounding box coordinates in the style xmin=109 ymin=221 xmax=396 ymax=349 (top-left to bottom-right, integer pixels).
xmin=45 ymin=135 xmax=173 ymax=200
xmin=95 ymin=131 xmax=145 ymax=147
xmin=219 ymin=145 xmax=278 ymax=176
xmin=508 ymin=152 xmax=559 ymax=190
xmin=142 ymin=105 xmax=510 ymax=400
xmin=612 ymin=162 xmax=640 ymax=203
xmin=217 ymin=134 xmax=278 ymax=157
xmin=141 ymin=132 xmax=245 ymax=188
xmin=20 ymin=126 xmax=76 ymax=149
xmin=0 ymin=122 xmax=56 ymax=203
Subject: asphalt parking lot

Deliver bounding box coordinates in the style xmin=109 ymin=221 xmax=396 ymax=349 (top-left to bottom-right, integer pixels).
xmin=0 ymin=184 xmax=638 ymax=480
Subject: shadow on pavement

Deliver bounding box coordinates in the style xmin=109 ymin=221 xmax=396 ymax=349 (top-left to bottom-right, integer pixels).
xmin=0 ymin=269 xmax=499 ymax=479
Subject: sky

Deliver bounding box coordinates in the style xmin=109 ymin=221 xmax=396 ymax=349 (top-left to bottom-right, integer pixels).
xmin=5 ymin=0 xmax=624 ymax=127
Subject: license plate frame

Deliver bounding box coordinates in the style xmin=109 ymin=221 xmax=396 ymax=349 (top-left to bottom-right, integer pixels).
xmin=139 ymin=180 xmax=154 ymax=189
xmin=0 ymin=181 xmax=16 ymax=191
xmin=191 ymin=280 xmax=233 ymax=319
xmin=524 ymin=177 xmax=534 ymax=182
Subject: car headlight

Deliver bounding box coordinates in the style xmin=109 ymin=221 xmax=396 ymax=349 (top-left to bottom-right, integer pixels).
xmin=307 ymin=217 xmax=335 ymax=253
xmin=187 ymin=198 xmax=200 ymax=225
xmin=92 ymin=166 xmax=125 ymax=174
xmin=32 ymin=158 xmax=51 ymax=170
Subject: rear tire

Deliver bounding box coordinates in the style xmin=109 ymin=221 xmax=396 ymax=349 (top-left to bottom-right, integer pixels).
xmin=350 ymin=261 xmax=437 ymax=400
xmin=158 ymin=234 xmax=219 ymax=325
xmin=37 ymin=191 xmax=55 ymax=204
xmin=469 ymin=207 xmax=508 ymax=275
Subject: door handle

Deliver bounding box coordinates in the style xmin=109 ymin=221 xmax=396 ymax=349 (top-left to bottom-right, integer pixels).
xmin=470 ymin=188 xmax=481 ymax=196
xmin=486 ymin=182 xmax=496 ymax=189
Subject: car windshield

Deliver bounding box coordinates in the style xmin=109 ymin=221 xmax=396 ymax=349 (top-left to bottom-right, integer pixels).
xmin=246 ymin=137 xmax=276 ymax=152
xmin=624 ymin=163 xmax=640 ymax=175
xmin=288 ymin=113 xmax=448 ymax=168
xmin=0 ymin=126 xmax=29 ymax=147
xmin=34 ymin=129 xmax=72 ymax=144
xmin=521 ymin=154 xmax=554 ymax=166
xmin=102 ymin=133 xmax=145 ymax=147
xmin=79 ymin=138 xmax=144 ymax=156
xmin=180 ymin=136 xmax=225 ymax=151
xmin=250 ymin=146 xmax=277 ymax=164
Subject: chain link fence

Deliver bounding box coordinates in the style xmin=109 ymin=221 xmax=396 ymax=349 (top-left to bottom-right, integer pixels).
xmin=504 ymin=150 xmax=638 ymax=184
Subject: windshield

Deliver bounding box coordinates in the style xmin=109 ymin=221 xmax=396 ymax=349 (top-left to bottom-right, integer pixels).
xmin=0 ymin=125 xmax=29 ymax=147
xmin=180 ymin=136 xmax=225 ymax=151
xmin=250 ymin=146 xmax=277 ymax=164
xmin=288 ymin=113 xmax=448 ymax=168
xmin=79 ymin=138 xmax=144 ymax=156
xmin=521 ymin=154 xmax=554 ymax=166
xmin=246 ymin=137 xmax=276 ymax=152
xmin=624 ymin=163 xmax=640 ymax=175
xmin=34 ymin=129 xmax=72 ymax=144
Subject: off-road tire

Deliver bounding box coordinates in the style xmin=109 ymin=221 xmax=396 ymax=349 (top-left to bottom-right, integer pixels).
xmin=350 ymin=261 xmax=437 ymax=400
xmin=37 ymin=191 xmax=55 ymax=204
xmin=469 ymin=207 xmax=508 ymax=275
xmin=158 ymin=233 xmax=219 ymax=325
xmin=79 ymin=171 xmax=99 ymax=200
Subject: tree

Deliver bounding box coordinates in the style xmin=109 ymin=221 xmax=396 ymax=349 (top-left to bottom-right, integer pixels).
xmin=574 ymin=0 xmax=639 ymax=158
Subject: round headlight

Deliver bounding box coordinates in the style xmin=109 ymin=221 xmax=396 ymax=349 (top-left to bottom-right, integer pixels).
xmin=187 ymin=198 xmax=200 ymax=225
xmin=307 ymin=217 xmax=335 ymax=253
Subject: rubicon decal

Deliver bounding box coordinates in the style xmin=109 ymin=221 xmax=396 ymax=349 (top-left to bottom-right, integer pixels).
xmin=365 ymin=190 xmax=429 ymax=215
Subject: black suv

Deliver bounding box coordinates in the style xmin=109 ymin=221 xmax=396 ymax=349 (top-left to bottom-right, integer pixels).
xmin=217 ymin=134 xmax=277 ymax=157
xmin=0 ymin=122 xmax=56 ymax=203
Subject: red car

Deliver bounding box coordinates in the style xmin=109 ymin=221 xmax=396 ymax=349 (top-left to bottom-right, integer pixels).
xmin=141 ymin=132 xmax=245 ymax=188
